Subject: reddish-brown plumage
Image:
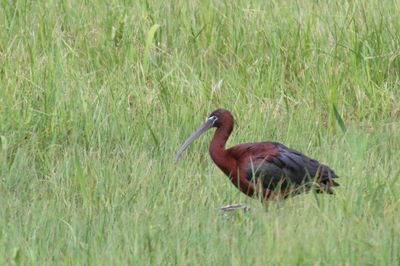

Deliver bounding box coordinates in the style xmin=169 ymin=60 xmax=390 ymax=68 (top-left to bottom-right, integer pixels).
xmin=175 ymin=109 xmax=339 ymax=201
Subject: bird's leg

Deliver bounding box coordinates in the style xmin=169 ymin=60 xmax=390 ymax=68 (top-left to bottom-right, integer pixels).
xmin=255 ymin=179 xmax=264 ymax=201
xmin=261 ymin=188 xmax=294 ymax=209
xmin=252 ymin=179 xmax=279 ymax=207
xmin=219 ymin=204 xmax=251 ymax=212
xmin=261 ymin=189 xmax=275 ymax=209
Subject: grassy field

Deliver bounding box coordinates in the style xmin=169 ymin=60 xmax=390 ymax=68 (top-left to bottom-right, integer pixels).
xmin=1 ymin=0 xmax=399 ymax=264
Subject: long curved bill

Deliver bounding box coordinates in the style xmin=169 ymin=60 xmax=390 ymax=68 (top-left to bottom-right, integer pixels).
xmin=175 ymin=117 xmax=214 ymax=164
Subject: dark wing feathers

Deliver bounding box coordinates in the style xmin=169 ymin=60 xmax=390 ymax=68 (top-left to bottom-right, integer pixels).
xmin=232 ymin=141 xmax=339 ymax=192
xmin=274 ymin=143 xmax=339 ymax=184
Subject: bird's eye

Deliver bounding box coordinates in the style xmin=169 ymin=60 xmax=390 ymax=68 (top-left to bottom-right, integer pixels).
xmin=208 ymin=115 xmax=218 ymax=125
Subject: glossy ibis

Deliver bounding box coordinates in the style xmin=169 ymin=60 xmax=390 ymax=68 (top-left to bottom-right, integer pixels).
xmin=175 ymin=109 xmax=339 ymax=201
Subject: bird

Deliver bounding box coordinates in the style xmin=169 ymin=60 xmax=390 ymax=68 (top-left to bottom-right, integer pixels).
xmin=175 ymin=108 xmax=339 ymax=202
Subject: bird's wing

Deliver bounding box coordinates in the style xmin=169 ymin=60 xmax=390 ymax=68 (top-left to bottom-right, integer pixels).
xmin=230 ymin=142 xmax=339 ymax=187
xmin=271 ymin=143 xmax=339 ymax=184
xmin=227 ymin=142 xmax=280 ymax=161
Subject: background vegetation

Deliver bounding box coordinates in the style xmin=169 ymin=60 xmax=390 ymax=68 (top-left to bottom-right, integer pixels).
xmin=0 ymin=0 xmax=399 ymax=264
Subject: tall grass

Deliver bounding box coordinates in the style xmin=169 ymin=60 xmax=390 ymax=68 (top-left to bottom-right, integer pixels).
xmin=0 ymin=0 xmax=399 ymax=264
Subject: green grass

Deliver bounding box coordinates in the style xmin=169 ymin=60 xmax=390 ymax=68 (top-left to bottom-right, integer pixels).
xmin=1 ymin=0 xmax=399 ymax=264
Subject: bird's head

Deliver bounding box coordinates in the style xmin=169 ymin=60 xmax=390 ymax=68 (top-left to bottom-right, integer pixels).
xmin=207 ymin=108 xmax=234 ymax=129
xmin=175 ymin=108 xmax=234 ymax=163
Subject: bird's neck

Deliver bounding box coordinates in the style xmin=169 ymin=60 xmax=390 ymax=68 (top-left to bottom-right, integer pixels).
xmin=209 ymin=127 xmax=235 ymax=176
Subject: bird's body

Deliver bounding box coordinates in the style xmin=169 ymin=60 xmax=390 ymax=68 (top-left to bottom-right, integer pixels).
xmin=176 ymin=109 xmax=339 ymax=201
